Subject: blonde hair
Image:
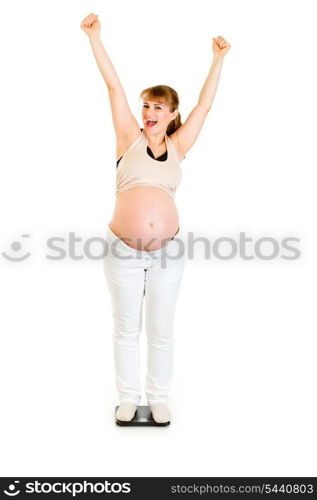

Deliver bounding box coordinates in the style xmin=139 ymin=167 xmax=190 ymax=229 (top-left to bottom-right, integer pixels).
xmin=140 ymin=85 xmax=182 ymax=136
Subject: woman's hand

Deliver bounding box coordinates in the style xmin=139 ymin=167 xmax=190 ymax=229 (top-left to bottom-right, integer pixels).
xmin=212 ymin=36 xmax=231 ymax=58
xmin=80 ymin=13 xmax=101 ymax=37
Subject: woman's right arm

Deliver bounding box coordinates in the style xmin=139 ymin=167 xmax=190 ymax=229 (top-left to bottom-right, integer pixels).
xmin=80 ymin=13 xmax=140 ymax=145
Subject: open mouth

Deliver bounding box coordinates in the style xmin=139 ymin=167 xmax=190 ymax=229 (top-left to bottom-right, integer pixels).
xmin=145 ymin=119 xmax=157 ymax=128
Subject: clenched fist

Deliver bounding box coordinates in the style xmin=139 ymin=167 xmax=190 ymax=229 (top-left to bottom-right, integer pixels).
xmin=212 ymin=36 xmax=231 ymax=58
xmin=80 ymin=13 xmax=101 ymax=37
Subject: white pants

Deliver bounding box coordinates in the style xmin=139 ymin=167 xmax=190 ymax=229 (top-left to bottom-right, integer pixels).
xmin=103 ymin=224 xmax=186 ymax=406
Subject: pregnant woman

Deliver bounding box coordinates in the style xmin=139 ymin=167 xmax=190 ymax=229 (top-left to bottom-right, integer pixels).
xmin=80 ymin=13 xmax=231 ymax=423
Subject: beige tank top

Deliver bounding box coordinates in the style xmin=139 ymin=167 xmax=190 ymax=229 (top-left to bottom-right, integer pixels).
xmin=116 ymin=129 xmax=183 ymax=200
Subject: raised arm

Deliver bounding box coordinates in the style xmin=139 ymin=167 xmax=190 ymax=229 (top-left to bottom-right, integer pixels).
xmin=80 ymin=13 xmax=140 ymax=146
xmin=170 ymin=36 xmax=231 ymax=159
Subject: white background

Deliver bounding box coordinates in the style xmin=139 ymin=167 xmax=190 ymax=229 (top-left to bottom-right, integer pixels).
xmin=1 ymin=0 xmax=316 ymax=477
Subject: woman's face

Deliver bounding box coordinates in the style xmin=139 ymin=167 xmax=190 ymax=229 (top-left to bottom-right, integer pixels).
xmin=142 ymin=98 xmax=178 ymax=136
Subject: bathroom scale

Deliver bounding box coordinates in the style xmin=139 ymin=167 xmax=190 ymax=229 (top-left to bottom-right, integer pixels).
xmin=115 ymin=405 xmax=170 ymax=426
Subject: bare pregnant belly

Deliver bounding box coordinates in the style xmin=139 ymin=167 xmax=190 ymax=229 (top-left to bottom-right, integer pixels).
xmin=108 ymin=187 xmax=180 ymax=251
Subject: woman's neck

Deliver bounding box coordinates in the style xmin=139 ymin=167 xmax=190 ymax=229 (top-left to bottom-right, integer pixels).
xmin=145 ymin=131 xmax=166 ymax=149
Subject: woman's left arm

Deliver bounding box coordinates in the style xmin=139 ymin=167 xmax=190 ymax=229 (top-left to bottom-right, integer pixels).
xmin=171 ymin=36 xmax=231 ymax=158
xmin=198 ymin=37 xmax=231 ymax=110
